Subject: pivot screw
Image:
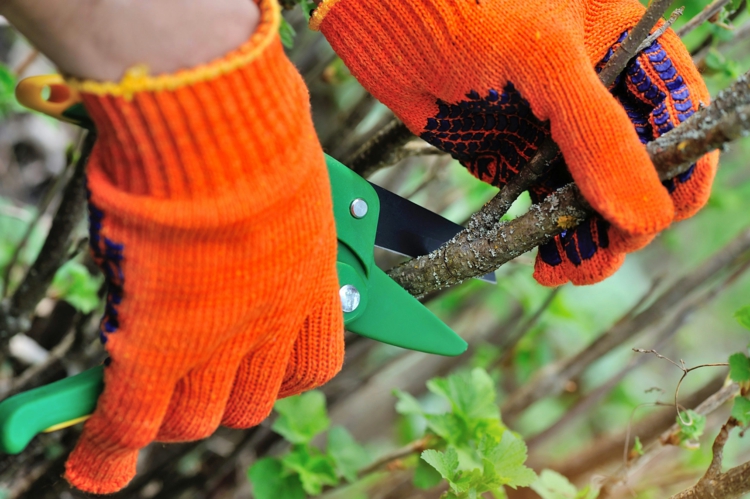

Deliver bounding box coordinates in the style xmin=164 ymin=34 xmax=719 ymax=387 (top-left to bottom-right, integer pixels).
xmin=349 ymin=198 xmax=368 ymax=219
xmin=339 ymin=285 xmax=361 ymax=313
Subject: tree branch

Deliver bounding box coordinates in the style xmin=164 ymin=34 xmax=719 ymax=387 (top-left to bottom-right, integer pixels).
xmin=676 ymin=0 xmax=733 ymax=38
xmin=387 ymin=66 xmax=750 ymax=297
xmin=0 ymin=132 xmax=95 ymax=343
xmin=669 ymin=418 xmax=750 ymax=499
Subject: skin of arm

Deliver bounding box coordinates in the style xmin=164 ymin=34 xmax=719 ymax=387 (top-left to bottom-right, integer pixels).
xmin=0 ymin=0 xmax=260 ymax=80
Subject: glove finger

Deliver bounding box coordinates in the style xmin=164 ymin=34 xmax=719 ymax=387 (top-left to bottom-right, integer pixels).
xmin=621 ymin=30 xmax=718 ymax=219
xmin=533 ymin=217 xmax=625 ymax=286
xmin=669 ymin=151 xmax=719 ymax=221
xmin=65 ymin=359 xmax=179 ymax=494
xmin=278 ymin=274 xmax=344 ymax=399
xmin=516 ymin=44 xmax=673 ymax=236
xmin=221 ymin=328 xmax=298 ymax=429
xmin=156 ymin=335 xmax=255 ymax=442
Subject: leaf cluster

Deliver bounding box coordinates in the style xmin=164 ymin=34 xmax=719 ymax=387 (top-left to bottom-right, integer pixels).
xmin=395 ymin=368 xmax=536 ymax=498
xmin=248 ymin=391 xmax=370 ymax=499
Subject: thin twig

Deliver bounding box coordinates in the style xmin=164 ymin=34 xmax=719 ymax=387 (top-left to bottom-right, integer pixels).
xmin=637 ymin=7 xmax=684 ymax=53
xmin=633 ymin=349 xmax=730 ymax=424
xmin=0 ymin=132 xmax=95 ymax=342
xmin=357 ymin=435 xmax=435 ymax=478
xmin=1 ymin=156 xmax=73 ymax=298
xmin=499 ymin=226 xmax=750 ymax=419
xmin=676 ymin=0 xmax=733 ymax=38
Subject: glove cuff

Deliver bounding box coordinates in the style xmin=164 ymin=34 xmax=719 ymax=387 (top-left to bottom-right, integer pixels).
xmin=309 ymin=0 xmax=344 ymax=31
xmin=76 ymin=0 xmax=327 ymax=225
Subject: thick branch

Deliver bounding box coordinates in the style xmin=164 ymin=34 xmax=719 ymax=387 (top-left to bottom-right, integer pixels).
xmin=388 ymin=67 xmax=750 ymax=297
xmin=669 ymin=418 xmax=750 ymax=499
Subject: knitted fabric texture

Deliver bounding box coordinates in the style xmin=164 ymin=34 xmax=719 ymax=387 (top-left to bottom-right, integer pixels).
xmin=64 ymin=0 xmax=344 ymax=493
xmin=312 ymin=0 xmax=717 ymax=286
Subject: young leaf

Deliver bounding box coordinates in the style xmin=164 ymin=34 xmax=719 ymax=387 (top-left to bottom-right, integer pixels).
xmin=530 ymin=469 xmax=578 ymax=499
xmin=413 ymin=457 xmax=444 ymax=490
xmin=278 ymin=16 xmax=296 ymax=49
xmin=729 ymin=352 xmax=750 ymax=383
xmin=50 ymin=261 xmax=103 ymax=313
xmin=273 ymin=391 xmax=331 ymax=444
xmin=676 ymin=410 xmax=706 ymax=443
xmin=327 ymin=426 xmax=369 ymax=482
xmin=427 ymin=368 xmax=499 ymax=422
xmin=393 ymin=389 xmax=423 ymax=416
xmin=248 ymin=457 xmax=306 ymax=499
xmin=731 ymin=397 xmax=750 ymax=426
xmin=632 ymin=436 xmax=644 ymax=456
xmin=734 ymin=305 xmax=750 ymax=331
xmin=480 ymin=432 xmax=537 ymax=489
xmin=281 ymin=446 xmax=339 ymax=495
xmin=421 ymin=447 xmax=460 ymax=483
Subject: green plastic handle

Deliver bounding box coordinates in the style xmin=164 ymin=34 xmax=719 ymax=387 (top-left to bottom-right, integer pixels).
xmin=0 ymin=366 xmax=103 ymax=454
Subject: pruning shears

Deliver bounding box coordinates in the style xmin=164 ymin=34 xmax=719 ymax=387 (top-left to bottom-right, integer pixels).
xmin=0 ymin=75 xmax=493 ymax=455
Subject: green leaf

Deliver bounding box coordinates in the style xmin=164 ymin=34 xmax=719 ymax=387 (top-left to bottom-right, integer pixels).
xmin=734 ymin=306 xmax=750 ymax=331
xmin=421 ymin=448 xmax=459 ymax=483
xmin=424 ymin=413 xmax=464 ymax=443
xmin=704 ymin=48 xmax=740 ymax=77
xmin=632 ymin=436 xmax=644 ymax=456
xmin=530 ymin=469 xmax=578 ymax=499
xmin=327 ymin=426 xmax=369 ymax=482
xmin=50 ymin=261 xmax=103 ymax=313
xmin=281 ymin=446 xmax=339 ymax=495
xmin=480 ymin=432 xmax=537 ymax=489
xmin=393 ymin=389 xmax=423 ymax=416
xmin=413 ymin=456 xmax=444 ymax=489
xmin=0 ymin=63 xmax=20 ymax=118
xmin=249 ymin=458 xmax=306 ymax=499
xmin=729 ymin=352 xmax=750 ymax=383
xmin=731 ymin=397 xmax=750 ymax=426
xmin=427 ymin=368 xmax=499 ymax=422
xmin=676 ymin=410 xmax=706 ymax=443
xmin=278 ymin=16 xmax=296 ymax=49
xmin=273 ymin=391 xmax=330 ymax=444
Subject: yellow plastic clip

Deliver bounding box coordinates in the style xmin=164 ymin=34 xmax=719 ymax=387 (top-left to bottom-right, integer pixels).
xmin=15 ymin=74 xmax=83 ymax=124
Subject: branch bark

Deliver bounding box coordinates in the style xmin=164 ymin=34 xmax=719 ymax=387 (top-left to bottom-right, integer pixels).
xmin=669 ymin=418 xmax=750 ymax=499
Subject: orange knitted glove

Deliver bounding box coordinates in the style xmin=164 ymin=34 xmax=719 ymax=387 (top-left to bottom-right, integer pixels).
xmin=63 ymin=1 xmax=343 ymax=493
xmin=311 ymin=0 xmax=718 ymax=285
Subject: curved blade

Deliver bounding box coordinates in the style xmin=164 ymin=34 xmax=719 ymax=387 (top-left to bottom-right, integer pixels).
xmin=370 ymin=183 xmax=496 ymax=284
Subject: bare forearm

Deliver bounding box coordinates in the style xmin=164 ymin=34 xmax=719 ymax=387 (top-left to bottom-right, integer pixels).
xmin=0 ymin=0 xmax=259 ymax=80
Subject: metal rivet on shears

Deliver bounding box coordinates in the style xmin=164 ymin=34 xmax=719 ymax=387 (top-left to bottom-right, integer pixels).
xmin=339 ymin=285 xmax=361 ymax=313
xmin=349 ymin=198 xmax=368 ymax=219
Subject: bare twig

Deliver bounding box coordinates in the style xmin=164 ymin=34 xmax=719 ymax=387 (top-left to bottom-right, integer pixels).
xmin=637 ymin=7 xmax=684 ymax=53
xmin=499 ymin=226 xmax=750 ymax=418
xmin=598 ymin=0 xmax=674 ymax=86
xmin=676 ymin=0 xmax=733 ymax=38
xmin=1 ymin=156 xmax=73 ymax=298
xmin=633 ymin=349 xmax=729 ymax=423
xmin=357 ymin=435 xmax=435 ymax=478
xmin=0 ymin=132 xmax=95 ymax=342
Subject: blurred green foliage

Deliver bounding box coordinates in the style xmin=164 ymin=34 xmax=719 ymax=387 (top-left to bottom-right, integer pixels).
xmin=0 ymin=196 xmax=100 ymax=312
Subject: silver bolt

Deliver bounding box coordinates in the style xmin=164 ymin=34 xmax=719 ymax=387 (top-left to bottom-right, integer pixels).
xmin=349 ymin=198 xmax=368 ymax=219
xmin=339 ymin=285 xmax=361 ymax=313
